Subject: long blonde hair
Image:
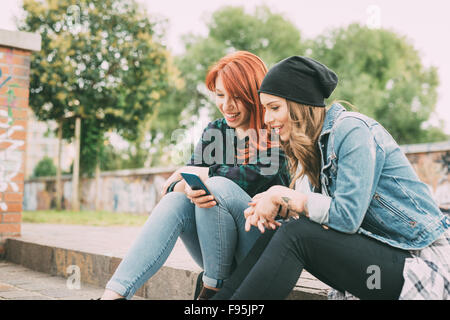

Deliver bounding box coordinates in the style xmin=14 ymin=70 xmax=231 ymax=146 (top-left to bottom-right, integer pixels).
xmin=283 ymin=99 xmax=357 ymax=189
xmin=283 ymin=100 xmax=326 ymax=189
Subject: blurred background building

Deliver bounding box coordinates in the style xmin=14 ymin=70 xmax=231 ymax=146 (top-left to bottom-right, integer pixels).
xmin=24 ymin=110 xmax=73 ymax=179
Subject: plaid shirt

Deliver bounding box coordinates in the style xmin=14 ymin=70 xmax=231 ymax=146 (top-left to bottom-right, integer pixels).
xmin=187 ymin=118 xmax=290 ymax=197
xmin=399 ymin=227 xmax=450 ymax=299
xmin=328 ymin=227 xmax=450 ymax=300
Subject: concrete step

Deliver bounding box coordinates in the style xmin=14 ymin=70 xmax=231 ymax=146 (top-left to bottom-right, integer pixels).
xmin=3 ymin=223 xmax=330 ymax=300
xmin=0 ymin=260 xmax=114 ymax=300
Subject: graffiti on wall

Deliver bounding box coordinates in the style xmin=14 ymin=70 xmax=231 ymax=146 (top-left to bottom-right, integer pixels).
xmin=0 ymin=63 xmax=23 ymax=212
xmin=23 ymin=172 xmax=170 ymax=214
xmin=0 ymin=68 xmax=12 ymax=90
xmin=407 ymin=150 xmax=450 ymax=213
xmin=440 ymin=151 xmax=450 ymax=173
xmin=434 ymin=152 xmax=450 ymax=212
xmin=80 ymin=175 xmax=165 ymax=214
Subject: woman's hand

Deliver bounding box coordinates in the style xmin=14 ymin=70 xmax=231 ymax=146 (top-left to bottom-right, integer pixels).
xmin=161 ymin=166 xmax=210 ymax=196
xmin=180 ymin=167 xmax=215 ymax=208
xmin=184 ymin=184 xmax=217 ymax=208
xmin=244 ymin=188 xmax=282 ymax=233
xmin=244 ymin=206 xmax=281 ymax=233
xmin=244 ymin=186 xmax=309 ymax=233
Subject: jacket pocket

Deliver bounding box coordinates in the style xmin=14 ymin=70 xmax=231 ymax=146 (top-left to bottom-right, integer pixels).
xmin=392 ymin=177 xmax=428 ymax=215
xmin=373 ymin=193 xmax=417 ymax=228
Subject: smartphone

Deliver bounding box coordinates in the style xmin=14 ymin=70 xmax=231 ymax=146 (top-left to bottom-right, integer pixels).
xmin=180 ymin=172 xmax=212 ymax=196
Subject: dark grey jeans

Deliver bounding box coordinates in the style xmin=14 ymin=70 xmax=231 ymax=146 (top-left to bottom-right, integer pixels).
xmin=213 ymin=216 xmax=411 ymax=300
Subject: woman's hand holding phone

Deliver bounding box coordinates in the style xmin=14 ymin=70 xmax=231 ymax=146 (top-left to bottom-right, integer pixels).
xmin=161 ymin=166 xmax=209 ymax=196
xmin=185 ymin=184 xmax=217 ymax=208
xmin=162 ymin=166 xmax=216 ymax=208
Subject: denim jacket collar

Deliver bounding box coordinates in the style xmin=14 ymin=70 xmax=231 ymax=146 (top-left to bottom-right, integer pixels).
xmin=319 ymin=103 xmax=346 ymax=139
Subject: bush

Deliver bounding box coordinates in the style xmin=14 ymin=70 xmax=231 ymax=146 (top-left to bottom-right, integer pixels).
xmin=32 ymin=156 xmax=57 ymax=177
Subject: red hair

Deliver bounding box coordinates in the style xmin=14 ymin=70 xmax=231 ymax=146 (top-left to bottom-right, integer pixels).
xmin=205 ymin=51 xmax=275 ymax=164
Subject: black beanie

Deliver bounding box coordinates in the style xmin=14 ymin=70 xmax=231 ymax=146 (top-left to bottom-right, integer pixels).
xmin=258 ymin=56 xmax=338 ymax=107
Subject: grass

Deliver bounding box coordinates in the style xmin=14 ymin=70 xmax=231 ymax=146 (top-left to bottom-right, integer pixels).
xmin=22 ymin=210 xmax=149 ymax=227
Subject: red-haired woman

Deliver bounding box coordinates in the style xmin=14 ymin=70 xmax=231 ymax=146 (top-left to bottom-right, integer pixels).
xmin=100 ymin=51 xmax=290 ymax=300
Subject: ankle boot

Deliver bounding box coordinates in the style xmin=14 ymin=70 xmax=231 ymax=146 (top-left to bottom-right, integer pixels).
xmin=194 ymin=271 xmax=204 ymax=300
xmin=197 ymin=285 xmax=218 ymax=300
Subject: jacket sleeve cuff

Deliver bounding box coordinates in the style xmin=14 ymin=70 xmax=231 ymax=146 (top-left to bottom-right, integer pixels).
xmin=306 ymin=193 xmax=331 ymax=225
xmin=166 ymin=180 xmax=181 ymax=193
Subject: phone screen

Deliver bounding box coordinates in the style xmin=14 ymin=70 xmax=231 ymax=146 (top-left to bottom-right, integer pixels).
xmin=180 ymin=172 xmax=212 ymax=196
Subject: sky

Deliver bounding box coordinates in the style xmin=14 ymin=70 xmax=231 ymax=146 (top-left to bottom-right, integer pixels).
xmin=1 ymin=0 xmax=449 ymax=134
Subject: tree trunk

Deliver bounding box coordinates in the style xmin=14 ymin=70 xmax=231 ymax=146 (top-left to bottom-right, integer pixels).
xmin=72 ymin=117 xmax=81 ymax=211
xmin=95 ymin=162 xmax=101 ymax=211
xmin=55 ymin=120 xmax=63 ymax=210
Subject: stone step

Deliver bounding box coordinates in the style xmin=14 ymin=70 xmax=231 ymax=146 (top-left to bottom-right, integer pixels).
xmin=3 ymin=223 xmax=330 ymax=299
xmin=0 ymin=260 xmax=110 ymax=300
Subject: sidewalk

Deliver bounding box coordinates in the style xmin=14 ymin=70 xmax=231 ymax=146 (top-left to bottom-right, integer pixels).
xmin=12 ymin=223 xmax=201 ymax=271
xmin=0 ymin=260 xmax=108 ymax=300
xmin=1 ymin=223 xmax=330 ymax=300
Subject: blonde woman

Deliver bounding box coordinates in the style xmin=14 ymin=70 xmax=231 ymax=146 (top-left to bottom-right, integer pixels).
xmin=220 ymin=56 xmax=450 ymax=300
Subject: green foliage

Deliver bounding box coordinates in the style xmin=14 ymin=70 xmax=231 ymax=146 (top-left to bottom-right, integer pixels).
xmin=32 ymin=156 xmax=57 ymax=177
xmin=100 ymin=142 xmax=148 ymax=171
xmin=155 ymin=5 xmax=305 ymax=147
xmin=79 ymin=118 xmax=105 ymax=175
xmin=19 ymin=0 xmax=172 ymax=174
xmin=20 ymin=3 xmax=447 ymax=172
xmin=309 ymin=23 xmax=448 ymax=144
xmin=22 ymin=210 xmax=148 ymax=226
xmin=207 ymin=6 xmax=304 ymax=65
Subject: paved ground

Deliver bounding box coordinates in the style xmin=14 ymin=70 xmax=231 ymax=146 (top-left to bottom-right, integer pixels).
xmin=0 ymin=223 xmax=201 ymax=300
xmin=0 ymin=223 xmax=330 ymax=300
xmin=0 ymin=260 xmax=107 ymax=300
xmin=17 ymin=223 xmax=202 ymax=271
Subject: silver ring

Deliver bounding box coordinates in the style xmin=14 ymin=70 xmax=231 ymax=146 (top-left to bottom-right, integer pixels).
xmin=259 ymin=218 xmax=266 ymax=224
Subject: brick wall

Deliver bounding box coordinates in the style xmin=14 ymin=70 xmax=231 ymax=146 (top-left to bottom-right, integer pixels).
xmin=0 ymin=29 xmax=41 ymax=257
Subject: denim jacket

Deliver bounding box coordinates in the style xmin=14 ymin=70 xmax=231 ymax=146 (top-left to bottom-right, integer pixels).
xmin=306 ymin=103 xmax=450 ymax=250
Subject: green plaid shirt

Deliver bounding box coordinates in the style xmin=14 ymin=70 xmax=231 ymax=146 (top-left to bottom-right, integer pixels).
xmin=187 ymin=118 xmax=291 ymax=197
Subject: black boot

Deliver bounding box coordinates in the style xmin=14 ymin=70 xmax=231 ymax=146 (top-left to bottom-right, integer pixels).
xmin=194 ymin=271 xmax=204 ymax=299
xmin=197 ymin=286 xmax=218 ymax=300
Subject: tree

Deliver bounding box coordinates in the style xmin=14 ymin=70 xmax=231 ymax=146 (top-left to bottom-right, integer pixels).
xmin=99 ymin=139 xmax=152 ymax=171
xmin=19 ymin=0 xmax=172 ymax=207
xmin=309 ymin=23 xmax=448 ymax=144
xmin=20 ymin=0 xmax=171 ymax=170
xmin=153 ymin=5 xmax=306 ymax=153
xmin=32 ymin=156 xmax=57 ymax=177
xmin=207 ymin=6 xmax=304 ymax=65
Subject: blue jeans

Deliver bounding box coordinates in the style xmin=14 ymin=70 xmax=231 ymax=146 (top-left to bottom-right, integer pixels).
xmin=105 ymin=176 xmax=261 ymax=299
